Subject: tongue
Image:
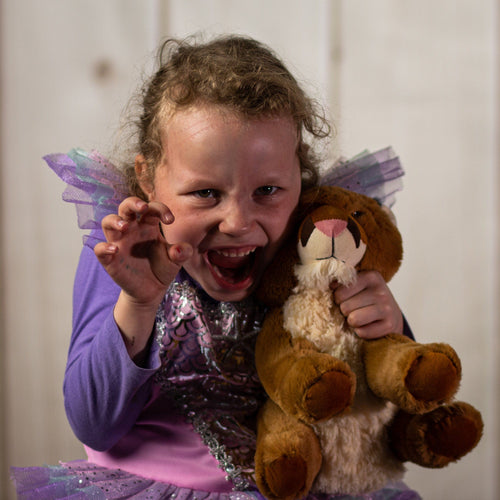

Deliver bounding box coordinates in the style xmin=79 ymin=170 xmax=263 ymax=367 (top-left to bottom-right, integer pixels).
xmin=208 ymin=251 xmax=250 ymax=269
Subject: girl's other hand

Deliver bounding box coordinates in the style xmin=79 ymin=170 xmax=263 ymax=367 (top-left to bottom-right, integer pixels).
xmin=331 ymin=270 xmax=403 ymax=339
xmin=95 ymin=197 xmax=192 ymax=307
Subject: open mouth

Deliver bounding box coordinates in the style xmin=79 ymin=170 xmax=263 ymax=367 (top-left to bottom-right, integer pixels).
xmin=205 ymin=247 xmax=258 ymax=291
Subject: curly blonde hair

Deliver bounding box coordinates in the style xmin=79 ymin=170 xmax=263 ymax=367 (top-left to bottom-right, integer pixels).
xmin=125 ymin=35 xmax=331 ymax=198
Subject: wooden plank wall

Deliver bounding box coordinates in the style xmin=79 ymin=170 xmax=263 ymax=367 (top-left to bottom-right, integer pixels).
xmin=1 ymin=1 xmax=498 ymax=498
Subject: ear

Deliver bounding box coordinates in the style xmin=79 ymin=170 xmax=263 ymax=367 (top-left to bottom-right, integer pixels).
xmin=135 ymin=154 xmax=155 ymax=199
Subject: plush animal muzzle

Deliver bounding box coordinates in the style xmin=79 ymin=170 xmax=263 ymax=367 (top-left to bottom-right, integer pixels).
xmin=297 ymin=205 xmax=367 ymax=268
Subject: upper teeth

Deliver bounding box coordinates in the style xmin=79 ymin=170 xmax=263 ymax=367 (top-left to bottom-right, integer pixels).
xmin=216 ymin=248 xmax=255 ymax=258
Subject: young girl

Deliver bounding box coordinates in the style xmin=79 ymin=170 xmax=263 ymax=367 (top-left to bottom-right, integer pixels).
xmin=12 ymin=35 xmax=419 ymax=499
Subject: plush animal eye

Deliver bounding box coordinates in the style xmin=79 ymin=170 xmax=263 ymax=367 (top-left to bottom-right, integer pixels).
xmin=351 ymin=211 xmax=364 ymax=219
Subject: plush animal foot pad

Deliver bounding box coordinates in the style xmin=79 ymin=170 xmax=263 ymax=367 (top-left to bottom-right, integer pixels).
xmin=264 ymin=455 xmax=308 ymax=500
xmin=391 ymin=401 xmax=483 ymax=468
xmin=405 ymin=351 xmax=460 ymax=403
xmin=304 ymin=369 xmax=355 ymax=421
xmin=424 ymin=402 xmax=483 ymax=466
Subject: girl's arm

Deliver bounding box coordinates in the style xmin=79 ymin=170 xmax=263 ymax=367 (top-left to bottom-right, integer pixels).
xmin=64 ymin=242 xmax=160 ymax=451
xmin=65 ymin=198 xmax=191 ymax=451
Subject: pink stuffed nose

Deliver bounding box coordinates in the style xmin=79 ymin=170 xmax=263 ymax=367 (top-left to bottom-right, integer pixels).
xmin=315 ymin=219 xmax=347 ymax=238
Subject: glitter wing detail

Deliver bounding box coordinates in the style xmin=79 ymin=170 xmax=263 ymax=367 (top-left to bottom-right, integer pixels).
xmin=44 ymin=148 xmax=129 ymax=246
xmin=321 ymin=147 xmax=404 ymax=207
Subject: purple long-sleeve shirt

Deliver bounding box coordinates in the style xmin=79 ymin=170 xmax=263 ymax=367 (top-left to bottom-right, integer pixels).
xmin=66 ymin=244 xmax=159 ymax=449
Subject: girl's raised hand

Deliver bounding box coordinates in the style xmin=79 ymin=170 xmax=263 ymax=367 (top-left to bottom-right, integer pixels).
xmin=331 ymin=270 xmax=403 ymax=340
xmin=95 ymin=197 xmax=192 ymax=361
xmin=95 ymin=197 xmax=192 ymax=306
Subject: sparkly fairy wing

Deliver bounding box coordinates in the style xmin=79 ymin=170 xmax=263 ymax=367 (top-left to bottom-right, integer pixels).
xmin=44 ymin=148 xmax=129 ymax=245
xmin=321 ymin=146 xmax=404 ymax=207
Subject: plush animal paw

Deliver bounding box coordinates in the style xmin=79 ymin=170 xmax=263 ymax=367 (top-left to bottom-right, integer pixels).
xmin=302 ymin=361 xmax=356 ymax=422
xmin=405 ymin=349 xmax=461 ymax=404
xmin=258 ymin=453 xmax=311 ymax=500
xmin=388 ymin=402 xmax=483 ymax=468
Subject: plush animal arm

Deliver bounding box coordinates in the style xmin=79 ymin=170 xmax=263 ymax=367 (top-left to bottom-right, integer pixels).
xmin=363 ymin=333 xmax=462 ymax=414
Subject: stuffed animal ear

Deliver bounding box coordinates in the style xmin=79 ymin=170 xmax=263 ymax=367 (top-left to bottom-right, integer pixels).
xmin=354 ymin=201 xmax=403 ymax=282
xmin=256 ymin=235 xmax=299 ymax=308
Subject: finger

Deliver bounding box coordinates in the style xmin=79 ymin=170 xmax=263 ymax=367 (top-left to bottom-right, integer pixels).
xmin=94 ymin=241 xmax=119 ymax=266
xmin=137 ymin=201 xmax=174 ymax=226
xmin=167 ymin=242 xmax=193 ymax=265
xmin=336 ymin=287 xmax=374 ymax=317
xmin=117 ymin=197 xmax=149 ymax=221
xmin=147 ymin=242 xmax=193 ymax=286
xmin=346 ymin=302 xmax=403 ymax=337
xmin=353 ymin=320 xmax=389 ymax=340
xmin=101 ymin=214 xmax=129 ymax=242
xmin=334 ymin=281 xmax=363 ymax=304
xmin=333 ymin=270 xmax=380 ymax=304
xmin=341 ymin=287 xmax=398 ymax=322
xmin=344 ymin=303 xmax=383 ymax=329
xmin=352 ymin=309 xmax=402 ymax=338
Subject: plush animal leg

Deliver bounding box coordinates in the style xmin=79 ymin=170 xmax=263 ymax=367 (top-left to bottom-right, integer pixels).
xmin=255 ymin=399 xmax=322 ymax=500
xmin=388 ymin=402 xmax=483 ymax=468
xmin=363 ymin=334 xmax=461 ymax=413
xmin=256 ymin=308 xmax=356 ymax=423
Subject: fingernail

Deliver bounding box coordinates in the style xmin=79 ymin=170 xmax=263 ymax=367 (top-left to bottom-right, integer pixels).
xmin=173 ymin=244 xmax=191 ymax=260
xmin=163 ymin=213 xmax=174 ymax=224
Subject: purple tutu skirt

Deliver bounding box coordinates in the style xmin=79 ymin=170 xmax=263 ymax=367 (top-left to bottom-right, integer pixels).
xmin=10 ymin=461 xmax=262 ymax=500
xmin=10 ymin=461 xmax=420 ymax=500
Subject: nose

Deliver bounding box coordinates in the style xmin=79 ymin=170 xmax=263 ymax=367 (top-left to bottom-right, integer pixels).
xmin=315 ymin=219 xmax=347 ymax=238
xmin=218 ymin=199 xmax=255 ymax=235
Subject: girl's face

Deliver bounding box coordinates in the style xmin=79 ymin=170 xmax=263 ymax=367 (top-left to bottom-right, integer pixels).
xmin=141 ymin=106 xmax=302 ymax=302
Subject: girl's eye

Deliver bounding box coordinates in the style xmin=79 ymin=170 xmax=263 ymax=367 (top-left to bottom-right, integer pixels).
xmin=194 ymin=189 xmax=216 ymax=199
xmin=255 ymin=186 xmax=279 ymax=196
